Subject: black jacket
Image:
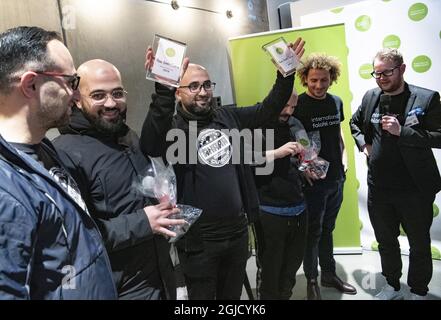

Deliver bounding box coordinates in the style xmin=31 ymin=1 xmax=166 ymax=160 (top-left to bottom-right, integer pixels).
xmin=350 ymin=83 xmax=441 ymax=198
xmin=254 ymin=120 xmax=304 ymax=207
xmin=140 ymin=72 xmax=294 ymax=251
xmin=52 ymin=108 xmax=176 ymax=299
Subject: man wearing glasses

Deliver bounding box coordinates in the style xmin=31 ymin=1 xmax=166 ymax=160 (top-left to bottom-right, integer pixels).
xmin=52 ymin=59 xmax=184 ymax=300
xmin=141 ymin=38 xmax=305 ymax=299
xmin=351 ymin=48 xmax=441 ymax=300
xmin=0 ymin=26 xmax=116 ymax=299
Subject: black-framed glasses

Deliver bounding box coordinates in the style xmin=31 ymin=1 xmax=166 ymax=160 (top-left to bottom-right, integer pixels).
xmin=84 ymin=89 xmax=128 ymax=104
xmin=179 ymin=80 xmax=216 ymax=93
xmin=35 ymin=71 xmax=81 ymax=90
xmin=370 ymin=65 xmax=401 ymax=79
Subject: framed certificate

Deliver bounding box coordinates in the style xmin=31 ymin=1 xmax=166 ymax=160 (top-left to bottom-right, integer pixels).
xmin=146 ymin=34 xmax=187 ymax=87
xmin=262 ymin=37 xmax=299 ymax=77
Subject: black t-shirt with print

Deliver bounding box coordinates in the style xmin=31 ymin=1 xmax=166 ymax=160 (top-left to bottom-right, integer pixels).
xmin=293 ymin=93 xmax=345 ymax=182
xmin=367 ymin=87 xmax=417 ymax=190
xmin=181 ymin=122 xmax=247 ymax=241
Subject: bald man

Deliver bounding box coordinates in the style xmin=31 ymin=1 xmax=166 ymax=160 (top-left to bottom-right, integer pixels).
xmin=52 ymin=59 xmax=184 ymax=300
xmin=140 ymin=38 xmax=305 ymax=300
xmin=253 ymin=90 xmax=307 ymax=300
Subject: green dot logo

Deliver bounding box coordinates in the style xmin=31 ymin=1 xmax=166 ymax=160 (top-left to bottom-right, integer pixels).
xmin=383 ymin=35 xmax=401 ymax=49
xmin=359 ymin=63 xmax=372 ymax=79
xmin=355 ymin=15 xmax=371 ymax=32
xmin=299 ymin=138 xmax=309 ymax=147
xmin=412 ymin=55 xmax=432 ymax=73
xmin=371 ymin=241 xmax=379 ymax=251
xmin=165 ymin=48 xmax=176 ymax=58
xmin=331 ymin=7 xmax=344 ymax=14
xmin=408 ymin=3 xmax=428 ymax=21
xmin=434 ymin=204 xmax=439 ymax=218
xmin=275 ymin=47 xmax=284 ymax=55
xmin=431 ymin=246 xmax=441 ymax=260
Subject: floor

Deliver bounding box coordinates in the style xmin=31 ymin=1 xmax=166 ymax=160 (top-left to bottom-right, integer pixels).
xmin=241 ymin=250 xmax=441 ymax=300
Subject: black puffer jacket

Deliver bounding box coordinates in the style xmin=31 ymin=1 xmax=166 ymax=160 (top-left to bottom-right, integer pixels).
xmin=52 ymin=108 xmax=176 ymax=299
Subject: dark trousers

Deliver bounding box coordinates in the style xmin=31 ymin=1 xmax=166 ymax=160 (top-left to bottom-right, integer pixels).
xmin=256 ymin=210 xmax=307 ymax=300
xmin=303 ymin=180 xmax=344 ymax=280
xmin=177 ymin=230 xmax=249 ymax=300
xmin=368 ymin=186 xmax=434 ymax=295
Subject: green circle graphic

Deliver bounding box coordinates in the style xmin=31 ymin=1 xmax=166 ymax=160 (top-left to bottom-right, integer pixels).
xmin=412 ymin=55 xmax=432 ymax=73
xmin=383 ymin=34 xmax=401 ymax=49
xmin=432 ymin=246 xmax=441 ymax=260
xmin=434 ymin=204 xmax=439 ymax=218
xmin=165 ymin=48 xmax=176 ymax=58
xmin=359 ymin=63 xmax=372 ymax=79
xmin=355 ymin=15 xmax=371 ymax=32
xmin=371 ymin=241 xmax=379 ymax=251
xmin=298 ymin=138 xmax=309 ymax=146
xmin=331 ymin=7 xmax=344 ymax=14
xmin=275 ymin=47 xmax=284 ymax=55
xmin=408 ymin=3 xmax=428 ymax=21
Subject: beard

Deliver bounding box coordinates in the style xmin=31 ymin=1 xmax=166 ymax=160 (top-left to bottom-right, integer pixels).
xmin=186 ymin=97 xmax=213 ymax=115
xmin=83 ymin=107 xmax=127 ymax=135
xmin=39 ymin=99 xmax=72 ymax=130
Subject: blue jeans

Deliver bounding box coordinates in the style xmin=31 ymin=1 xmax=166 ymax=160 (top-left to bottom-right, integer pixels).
xmin=303 ymin=180 xmax=344 ymax=280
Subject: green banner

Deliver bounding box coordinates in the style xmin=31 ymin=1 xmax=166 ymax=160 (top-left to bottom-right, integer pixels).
xmin=229 ymin=24 xmax=360 ymax=250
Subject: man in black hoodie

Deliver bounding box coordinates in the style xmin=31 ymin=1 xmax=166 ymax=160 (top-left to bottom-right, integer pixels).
xmin=52 ymin=59 xmax=184 ymax=300
xmin=254 ymin=91 xmax=307 ymax=300
xmin=141 ymin=38 xmax=305 ymax=299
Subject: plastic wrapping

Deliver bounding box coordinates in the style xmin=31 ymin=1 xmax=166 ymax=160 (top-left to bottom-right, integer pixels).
xmin=141 ymin=157 xmax=202 ymax=243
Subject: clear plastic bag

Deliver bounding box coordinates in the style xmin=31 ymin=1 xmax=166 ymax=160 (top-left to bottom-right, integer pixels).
xmin=294 ymin=130 xmax=329 ymax=179
xmin=141 ymin=157 xmax=202 ymax=243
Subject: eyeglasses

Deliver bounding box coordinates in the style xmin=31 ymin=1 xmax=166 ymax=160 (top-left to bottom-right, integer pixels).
xmin=85 ymin=89 xmax=128 ymax=104
xmin=370 ymin=65 xmax=401 ymax=79
xmin=35 ymin=71 xmax=81 ymax=90
xmin=179 ymin=80 xmax=216 ymax=93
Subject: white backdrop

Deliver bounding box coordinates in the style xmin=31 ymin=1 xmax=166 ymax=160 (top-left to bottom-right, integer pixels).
xmin=299 ymin=0 xmax=441 ymax=259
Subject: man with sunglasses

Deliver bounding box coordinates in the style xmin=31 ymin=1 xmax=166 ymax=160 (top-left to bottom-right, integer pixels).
xmin=141 ymin=38 xmax=305 ymax=299
xmin=351 ymin=48 xmax=441 ymax=300
xmin=0 ymin=26 xmax=116 ymax=299
xmin=52 ymin=59 xmax=183 ymax=300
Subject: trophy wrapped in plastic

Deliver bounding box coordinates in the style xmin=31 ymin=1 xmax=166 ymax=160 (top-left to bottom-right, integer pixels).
xmin=262 ymin=37 xmax=300 ymax=77
xmin=140 ymin=157 xmax=202 ymax=243
xmin=289 ymin=119 xmax=330 ymax=179
xmin=145 ymin=34 xmax=187 ymax=87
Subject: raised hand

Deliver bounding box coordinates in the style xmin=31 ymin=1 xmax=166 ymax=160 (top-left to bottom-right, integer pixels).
xmin=287 ymin=37 xmax=306 ymax=62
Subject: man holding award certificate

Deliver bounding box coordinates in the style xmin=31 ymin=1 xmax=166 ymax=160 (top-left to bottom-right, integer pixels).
xmin=141 ymin=37 xmax=305 ymax=300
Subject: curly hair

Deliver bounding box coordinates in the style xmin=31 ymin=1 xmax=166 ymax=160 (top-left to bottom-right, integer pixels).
xmin=373 ymin=48 xmax=403 ymax=66
xmin=297 ymin=53 xmax=342 ymax=87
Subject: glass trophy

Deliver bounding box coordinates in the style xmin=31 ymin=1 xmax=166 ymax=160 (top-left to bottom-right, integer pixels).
xmin=262 ymin=37 xmax=299 ymax=77
xmin=146 ymin=34 xmax=187 ymax=87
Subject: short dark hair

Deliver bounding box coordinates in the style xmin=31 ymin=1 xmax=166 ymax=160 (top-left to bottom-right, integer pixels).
xmin=373 ymin=48 xmax=403 ymax=66
xmin=0 ymin=26 xmax=62 ymax=94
